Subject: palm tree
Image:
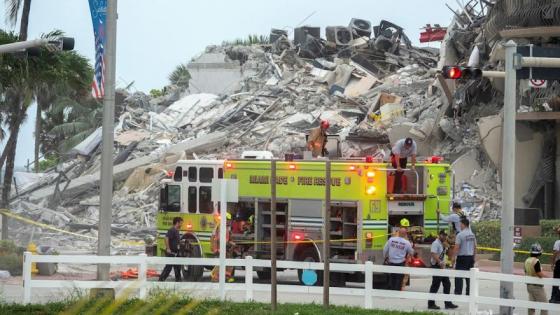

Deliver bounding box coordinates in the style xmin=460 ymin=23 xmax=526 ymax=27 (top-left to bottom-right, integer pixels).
xmin=4 ymin=0 xmax=32 ymax=41
xmin=48 ymin=97 xmax=103 ymax=153
xmin=169 ymin=63 xmax=191 ymax=89
xmin=32 ymin=31 xmax=92 ymax=171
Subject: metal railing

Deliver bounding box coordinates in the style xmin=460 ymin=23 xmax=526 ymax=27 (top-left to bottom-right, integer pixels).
xmin=22 ymin=252 xmax=560 ymax=315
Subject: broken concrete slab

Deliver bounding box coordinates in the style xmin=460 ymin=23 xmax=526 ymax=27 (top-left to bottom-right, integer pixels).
xmin=451 ymin=149 xmax=482 ymax=188
xmin=115 ymin=130 xmax=150 ymax=146
xmin=439 ymin=117 xmax=463 ymax=141
xmin=477 ymin=114 xmax=502 ymax=169
xmin=165 ymin=131 xmax=229 ymax=155
xmin=28 ymin=155 xmax=157 ymax=203
xmin=344 ymin=75 xmax=379 ymax=98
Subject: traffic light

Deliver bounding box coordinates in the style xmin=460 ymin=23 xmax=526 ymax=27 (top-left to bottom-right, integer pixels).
xmin=441 ymin=66 xmax=482 ymax=80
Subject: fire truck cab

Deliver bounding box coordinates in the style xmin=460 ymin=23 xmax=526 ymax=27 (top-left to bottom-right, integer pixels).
xmin=155 ymin=153 xmax=452 ymax=286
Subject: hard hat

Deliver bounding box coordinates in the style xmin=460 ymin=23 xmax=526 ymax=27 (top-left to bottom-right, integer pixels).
xmin=226 ymin=212 xmax=232 ymax=220
xmin=400 ymin=218 xmax=410 ymax=227
xmin=320 ymin=120 xmax=330 ymax=129
xmin=530 ymin=243 xmax=543 ymax=255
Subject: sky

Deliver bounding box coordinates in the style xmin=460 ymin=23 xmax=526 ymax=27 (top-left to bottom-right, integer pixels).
xmin=0 ymin=0 xmax=455 ymax=168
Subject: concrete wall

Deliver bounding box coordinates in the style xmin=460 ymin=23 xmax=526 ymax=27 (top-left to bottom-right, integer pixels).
xmin=514 ymin=127 xmax=543 ymax=207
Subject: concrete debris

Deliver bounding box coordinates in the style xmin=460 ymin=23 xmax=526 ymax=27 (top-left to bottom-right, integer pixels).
xmin=14 ymin=9 xmax=554 ymax=252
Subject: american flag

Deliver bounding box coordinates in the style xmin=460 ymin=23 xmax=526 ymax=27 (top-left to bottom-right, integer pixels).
xmin=89 ymin=0 xmax=107 ymax=99
xmin=92 ymin=25 xmax=105 ymax=98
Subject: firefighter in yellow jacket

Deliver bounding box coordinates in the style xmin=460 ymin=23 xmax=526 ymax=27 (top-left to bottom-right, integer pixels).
xmin=211 ymin=212 xmax=236 ymax=282
xmin=307 ymin=120 xmax=329 ymax=157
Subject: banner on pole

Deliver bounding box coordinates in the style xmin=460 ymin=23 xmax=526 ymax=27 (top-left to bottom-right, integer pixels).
xmin=88 ymin=0 xmax=107 ymax=99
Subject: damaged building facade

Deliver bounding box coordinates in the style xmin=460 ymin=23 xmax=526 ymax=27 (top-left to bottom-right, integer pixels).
xmin=3 ymin=0 xmax=560 ymax=253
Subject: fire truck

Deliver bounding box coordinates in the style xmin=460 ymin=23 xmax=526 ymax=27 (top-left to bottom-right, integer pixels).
xmin=153 ymin=152 xmax=452 ymax=286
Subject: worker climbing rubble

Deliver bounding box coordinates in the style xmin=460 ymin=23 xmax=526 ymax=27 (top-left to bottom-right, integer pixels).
xmin=307 ymin=120 xmax=329 ymax=157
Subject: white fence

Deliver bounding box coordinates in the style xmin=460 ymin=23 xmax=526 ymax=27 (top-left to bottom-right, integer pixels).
xmin=23 ymin=252 xmax=560 ymax=315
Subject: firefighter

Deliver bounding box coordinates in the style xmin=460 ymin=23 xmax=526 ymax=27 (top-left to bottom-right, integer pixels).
xmin=437 ymin=202 xmax=466 ymax=234
xmin=453 ymin=218 xmax=477 ymax=296
xmin=525 ymin=243 xmax=548 ymax=315
xmin=391 ymin=137 xmax=417 ymax=194
xmin=307 ymin=120 xmax=329 ymax=157
xmin=158 ymin=217 xmax=183 ymax=282
xmin=550 ymin=227 xmax=560 ymax=303
xmin=383 ymin=227 xmax=414 ymax=290
xmin=428 ymin=230 xmax=458 ymax=310
xmin=211 ymin=212 xmax=236 ymax=283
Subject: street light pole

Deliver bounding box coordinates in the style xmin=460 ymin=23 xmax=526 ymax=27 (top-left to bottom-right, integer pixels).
xmin=97 ymin=0 xmax=118 ymax=282
xmin=499 ymin=40 xmax=517 ymax=315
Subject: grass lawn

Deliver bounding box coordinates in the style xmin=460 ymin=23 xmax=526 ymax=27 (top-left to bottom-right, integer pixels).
xmin=0 ymin=294 xmax=442 ymax=315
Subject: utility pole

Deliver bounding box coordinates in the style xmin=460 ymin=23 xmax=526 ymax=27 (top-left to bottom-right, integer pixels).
xmin=270 ymin=160 xmax=277 ymax=311
xmin=323 ymin=160 xmax=331 ymax=308
xmin=500 ymin=40 xmax=517 ymax=315
xmin=97 ymin=0 xmax=118 ymax=282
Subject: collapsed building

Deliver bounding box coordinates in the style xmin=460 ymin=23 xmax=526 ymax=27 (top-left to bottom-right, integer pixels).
xmin=4 ymin=0 xmax=560 ymax=254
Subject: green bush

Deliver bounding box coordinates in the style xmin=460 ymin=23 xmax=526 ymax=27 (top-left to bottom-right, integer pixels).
xmin=516 ymin=236 xmax=557 ymax=265
xmin=0 ymin=240 xmax=17 ymax=255
xmin=0 ymin=253 xmax=23 ymax=276
xmin=540 ymin=220 xmax=560 ymax=237
xmin=471 ymin=220 xmax=501 ymax=252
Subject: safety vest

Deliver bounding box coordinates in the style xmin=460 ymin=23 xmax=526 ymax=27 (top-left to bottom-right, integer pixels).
xmin=524 ymin=257 xmax=539 ymax=277
xmin=211 ymin=223 xmax=231 ymax=254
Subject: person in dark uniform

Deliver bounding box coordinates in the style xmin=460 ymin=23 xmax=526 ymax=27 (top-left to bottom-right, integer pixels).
xmin=159 ymin=217 xmax=183 ymax=282
xmin=428 ymin=230 xmax=458 ymax=310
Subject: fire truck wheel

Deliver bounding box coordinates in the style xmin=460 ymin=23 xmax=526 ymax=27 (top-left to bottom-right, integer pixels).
xmin=256 ymin=269 xmax=271 ymax=281
xmin=297 ymin=247 xmax=323 ymax=286
xmin=181 ymin=237 xmax=204 ymax=282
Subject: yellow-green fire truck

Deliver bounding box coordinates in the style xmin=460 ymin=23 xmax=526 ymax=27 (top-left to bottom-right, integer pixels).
xmin=153 ymin=153 xmax=452 ymax=285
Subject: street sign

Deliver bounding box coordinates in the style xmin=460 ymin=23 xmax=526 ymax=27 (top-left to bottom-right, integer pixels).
xmin=517 ymin=46 xmax=560 ymax=80
xmin=528 ymin=79 xmax=548 ymax=88
xmin=514 ymin=226 xmax=522 ymax=237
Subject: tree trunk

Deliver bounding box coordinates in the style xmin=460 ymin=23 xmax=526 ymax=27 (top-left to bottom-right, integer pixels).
xmin=34 ymin=99 xmax=42 ymax=173
xmin=0 ymin=125 xmax=19 ymax=240
xmin=18 ymin=0 xmax=32 ymax=41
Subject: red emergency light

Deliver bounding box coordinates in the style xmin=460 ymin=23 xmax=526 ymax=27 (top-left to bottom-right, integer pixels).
xmin=166 ymin=170 xmax=174 ymax=178
xmin=292 ymin=232 xmax=304 ymax=241
xmin=365 ymin=156 xmax=374 ymax=163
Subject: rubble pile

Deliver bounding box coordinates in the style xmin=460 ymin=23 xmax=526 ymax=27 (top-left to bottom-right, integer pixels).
xmin=8 ymin=1 xmax=556 ymax=252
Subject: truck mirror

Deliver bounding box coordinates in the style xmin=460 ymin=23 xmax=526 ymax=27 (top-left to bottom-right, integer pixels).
xmin=159 ymin=186 xmax=168 ymax=211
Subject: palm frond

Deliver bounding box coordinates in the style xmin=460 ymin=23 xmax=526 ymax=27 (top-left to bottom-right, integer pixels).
xmin=4 ymin=0 xmax=22 ymax=26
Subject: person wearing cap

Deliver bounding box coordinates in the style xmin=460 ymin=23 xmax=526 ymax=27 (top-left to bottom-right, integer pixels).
xmin=391 ymin=138 xmax=417 ymax=194
xmin=307 ymin=120 xmax=329 ymax=157
xmin=428 ymin=230 xmax=458 ymax=310
xmin=525 ymin=243 xmax=548 ymax=315
xmin=383 ymin=227 xmax=414 ymax=290
xmin=551 ymin=227 xmax=560 ymax=303
xmin=437 ymin=202 xmax=466 ymax=235
xmin=454 ymin=218 xmax=477 ymax=296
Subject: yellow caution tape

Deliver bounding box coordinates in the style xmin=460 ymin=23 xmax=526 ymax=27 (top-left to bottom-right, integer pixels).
xmin=477 ymin=246 xmax=553 ymax=256
xmin=4 ymin=208 xmax=553 ymax=255
xmin=0 ymin=209 xmax=144 ymax=247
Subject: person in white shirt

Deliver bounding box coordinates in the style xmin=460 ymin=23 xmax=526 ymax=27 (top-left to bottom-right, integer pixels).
xmin=437 ymin=202 xmax=466 ymax=234
xmin=551 ymin=227 xmax=560 ymax=303
xmin=383 ymin=227 xmax=414 ymax=290
xmin=454 ymin=218 xmax=477 ymax=296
